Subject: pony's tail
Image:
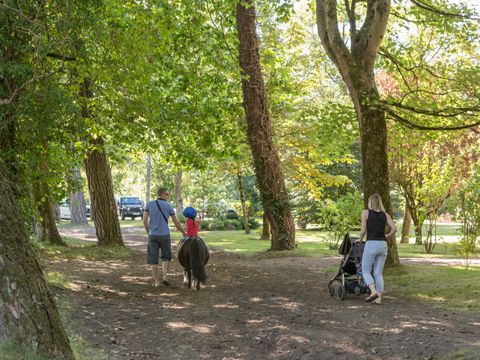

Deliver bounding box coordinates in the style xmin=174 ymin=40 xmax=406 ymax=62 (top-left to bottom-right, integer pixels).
xmin=190 ymin=238 xmax=207 ymax=284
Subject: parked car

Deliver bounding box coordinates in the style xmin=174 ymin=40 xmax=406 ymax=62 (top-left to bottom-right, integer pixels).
xmin=226 ymin=208 xmax=239 ymax=220
xmin=117 ymin=196 xmax=144 ymax=220
xmin=59 ymin=200 xmax=71 ymax=220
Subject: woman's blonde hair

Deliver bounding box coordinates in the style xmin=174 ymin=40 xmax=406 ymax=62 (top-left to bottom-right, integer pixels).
xmin=368 ymin=194 xmax=385 ymax=212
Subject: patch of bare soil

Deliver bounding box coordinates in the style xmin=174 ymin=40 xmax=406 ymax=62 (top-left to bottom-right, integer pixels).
xmin=52 ymin=227 xmax=480 ymax=360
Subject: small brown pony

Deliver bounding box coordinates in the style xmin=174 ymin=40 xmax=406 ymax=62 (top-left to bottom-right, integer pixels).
xmin=178 ymin=236 xmax=209 ymax=290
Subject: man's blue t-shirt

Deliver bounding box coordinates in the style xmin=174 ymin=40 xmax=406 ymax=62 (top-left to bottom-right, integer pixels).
xmin=145 ymin=199 xmax=175 ymax=236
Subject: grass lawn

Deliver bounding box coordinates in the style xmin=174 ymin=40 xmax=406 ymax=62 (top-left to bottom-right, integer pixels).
xmin=201 ymin=229 xmax=475 ymax=259
xmin=384 ymin=264 xmax=480 ymax=312
xmin=35 ymin=236 xmax=135 ymax=261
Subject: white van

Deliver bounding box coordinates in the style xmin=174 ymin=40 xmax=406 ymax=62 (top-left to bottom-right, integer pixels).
xmin=59 ymin=200 xmax=71 ymax=219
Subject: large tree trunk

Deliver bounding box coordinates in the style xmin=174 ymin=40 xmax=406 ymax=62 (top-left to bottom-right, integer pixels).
xmin=84 ymin=136 xmax=124 ymax=246
xmin=81 ymin=78 xmax=123 ymax=247
xmin=237 ymin=172 xmax=250 ymax=234
xmin=236 ymin=0 xmax=296 ymax=250
xmin=401 ymin=202 xmax=412 ymax=244
xmin=33 ymin=180 xmax=66 ymax=246
xmin=69 ymin=167 xmax=88 ymax=224
xmin=316 ymin=0 xmax=399 ymax=265
xmin=0 ymin=167 xmax=74 ymax=359
xmin=261 ymin=212 xmax=270 ymax=240
xmin=174 ymin=169 xmax=183 ymax=216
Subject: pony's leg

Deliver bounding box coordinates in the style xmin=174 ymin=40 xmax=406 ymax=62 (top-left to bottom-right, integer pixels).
xmin=192 ymin=277 xmax=198 ymax=291
xmin=183 ymin=270 xmax=189 ymax=287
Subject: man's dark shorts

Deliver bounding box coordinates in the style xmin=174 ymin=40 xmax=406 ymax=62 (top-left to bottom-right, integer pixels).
xmin=147 ymin=234 xmax=171 ymax=264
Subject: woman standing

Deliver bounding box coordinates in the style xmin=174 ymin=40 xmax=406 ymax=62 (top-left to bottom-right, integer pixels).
xmin=359 ymin=194 xmax=397 ymax=304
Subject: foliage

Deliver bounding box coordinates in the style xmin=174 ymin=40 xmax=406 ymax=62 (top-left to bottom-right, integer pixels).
xmin=389 ymin=125 xmax=479 ymax=248
xmin=456 ymin=173 xmax=480 ymax=268
xmin=318 ymin=191 xmax=363 ymax=249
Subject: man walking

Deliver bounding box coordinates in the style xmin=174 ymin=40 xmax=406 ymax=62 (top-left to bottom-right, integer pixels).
xmin=143 ymin=187 xmax=186 ymax=286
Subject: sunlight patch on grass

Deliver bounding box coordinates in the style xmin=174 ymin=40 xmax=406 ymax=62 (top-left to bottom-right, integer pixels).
xmin=46 ymin=271 xmax=74 ymax=289
xmin=385 ymin=264 xmax=480 ymax=312
xmin=36 ymin=238 xmax=135 ymax=261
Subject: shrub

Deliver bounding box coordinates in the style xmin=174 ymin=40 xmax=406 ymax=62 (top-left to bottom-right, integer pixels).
xmin=224 ymin=219 xmax=243 ymax=230
xmin=247 ymin=218 xmax=260 ymax=229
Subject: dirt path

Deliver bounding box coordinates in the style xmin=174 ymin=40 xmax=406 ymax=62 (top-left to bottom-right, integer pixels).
xmin=53 ymin=227 xmax=480 ymax=360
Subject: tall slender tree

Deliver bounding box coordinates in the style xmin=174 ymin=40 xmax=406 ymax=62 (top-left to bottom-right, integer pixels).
xmin=236 ymin=0 xmax=296 ymax=250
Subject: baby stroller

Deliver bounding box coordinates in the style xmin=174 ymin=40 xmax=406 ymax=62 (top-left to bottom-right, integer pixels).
xmin=328 ymin=233 xmax=370 ymax=300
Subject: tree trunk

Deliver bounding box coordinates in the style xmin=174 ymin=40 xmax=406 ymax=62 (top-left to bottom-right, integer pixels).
xmin=33 ymin=179 xmax=67 ymax=246
xmin=0 ymin=101 xmax=73 ymax=358
xmin=401 ymin=202 xmax=412 ymax=244
xmin=236 ymin=0 xmax=296 ymax=250
xmin=84 ymin=135 xmax=124 ymax=246
xmin=316 ymin=0 xmax=398 ymax=265
xmin=69 ymin=167 xmax=88 ymax=224
xmin=414 ymin=222 xmax=423 ymax=245
xmin=81 ymin=78 xmax=123 ymax=247
xmin=174 ymin=169 xmax=183 ymax=216
xmin=261 ymin=212 xmax=270 ymax=240
xmin=0 ymin=167 xmax=74 ymax=359
xmin=32 ymin=151 xmax=66 ymax=246
xmin=145 ymin=153 xmax=151 ymax=204
xmin=237 ymin=172 xmax=250 ymax=234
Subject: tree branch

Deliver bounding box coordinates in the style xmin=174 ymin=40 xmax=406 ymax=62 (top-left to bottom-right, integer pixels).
xmin=46 ymin=53 xmax=76 ymax=61
xmin=382 ymin=106 xmax=480 ymax=131
xmin=316 ymin=0 xmax=353 ymax=68
xmin=411 ymin=0 xmax=479 ymax=21
xmin=354 ymin=0 xmax=391 ymax=60
xmin=383 ymin=100 xmax=480 ymax=118
xmin=0 ymin=65 xmax=64 ymax=106
xmin=344 ymin=0 xmax=357 ymax=39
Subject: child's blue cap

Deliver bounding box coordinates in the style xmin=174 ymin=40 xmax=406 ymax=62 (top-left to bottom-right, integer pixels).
xmin=183 ymin=206 xmax=197 ymax=219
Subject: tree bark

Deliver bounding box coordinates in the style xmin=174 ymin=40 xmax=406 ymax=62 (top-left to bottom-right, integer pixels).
xmin=400 ymin=202 xmax=412 ymax=244
xmin=236 ymin=0 xmax=296 ymax=250
xmin=261 ymin=212 xmax=270 ymax=240
xmin=81 ymin=78 xmax=123 ymax=246
xmin=0 ymin=167 xmax=74 ymax=359
xmin=84 ymin=136 xmax=124 ymax=246
xmin=316 ymin=0 xmax=399 ymax=264
xmin=69 ymin=167 xmax=88 ymax=224
xmin=33 ymin=180 xmax=66 ymax=246
xmin=414 ymin=222 xmax=423 ymax=245
xmin=237 ymin=172 xmax=250 ymax=234
xmin=174 ymin=169 xmax=183 ymax=216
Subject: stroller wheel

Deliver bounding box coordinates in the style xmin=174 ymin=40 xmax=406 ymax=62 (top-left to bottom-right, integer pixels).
xmin=337 ymin=286 xmax=347 ymax=301
xmin=328 ymin=284 xmax=335 ymax=297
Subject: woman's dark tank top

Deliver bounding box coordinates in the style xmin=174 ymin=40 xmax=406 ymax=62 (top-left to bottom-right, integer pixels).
xmin=366 ymin=209 xmax=387 ymax=241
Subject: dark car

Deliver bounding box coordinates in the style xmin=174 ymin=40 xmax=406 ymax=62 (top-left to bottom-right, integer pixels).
xmin=117 ymin=196 xmax=144 ymax=220
xmin=226 ymin=208 xmax=239 ymax=220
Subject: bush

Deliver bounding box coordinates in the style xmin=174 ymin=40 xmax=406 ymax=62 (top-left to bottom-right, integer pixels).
xmin=247 ymin=218 xmax=260 ymax=229
xmin=224 ymin=219 xmax=243 ymax=230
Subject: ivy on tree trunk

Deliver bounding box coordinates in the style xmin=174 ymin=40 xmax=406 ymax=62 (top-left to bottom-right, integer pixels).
xmin=236 ymin=0 xmax=296 ymax=250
